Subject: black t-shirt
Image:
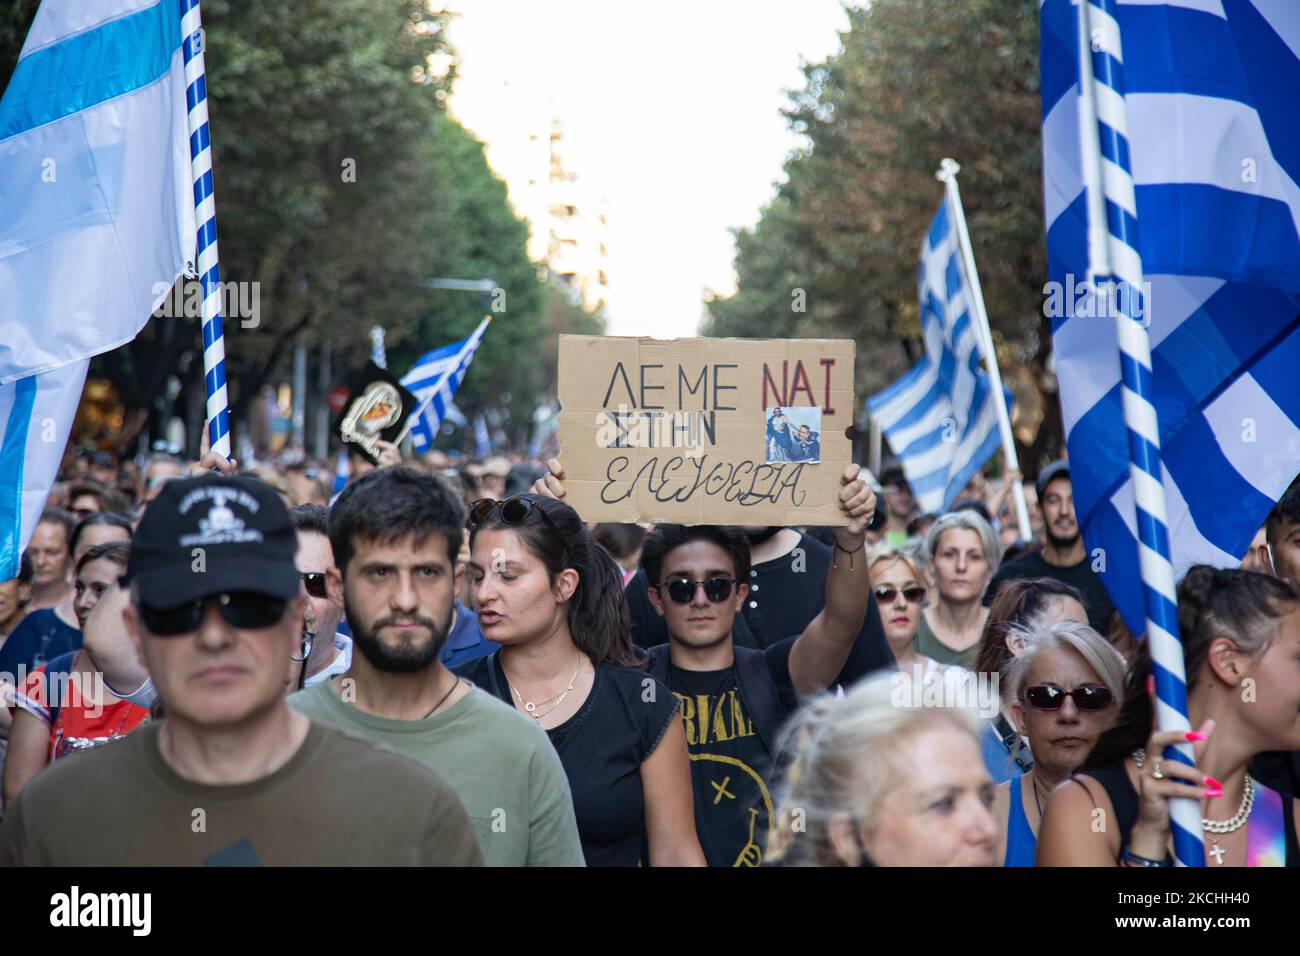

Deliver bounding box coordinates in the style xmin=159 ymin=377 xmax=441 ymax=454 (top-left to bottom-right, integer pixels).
xmin=984 ymin=550 xmax=1117 ymax=633
xmin=456 ymin=652 xmax=677 ymax=867
xmin=650 ymin=638 xmax=799 ymax=867
xmin=626 ymin=532 xmax=893 ymax=681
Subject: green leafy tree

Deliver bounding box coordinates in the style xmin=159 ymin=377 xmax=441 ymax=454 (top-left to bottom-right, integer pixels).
xmin=706 ymin=0 xmax=1061 ymax=463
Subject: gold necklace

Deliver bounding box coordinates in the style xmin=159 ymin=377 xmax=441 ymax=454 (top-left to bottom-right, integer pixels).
xmin=504 ymin=656 xmax=583 ymax=721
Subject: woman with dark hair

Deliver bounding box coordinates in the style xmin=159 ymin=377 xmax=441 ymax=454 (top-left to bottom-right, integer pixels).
xmin=457 ymin=494 xmax=706 ymax=866
xmin=973 ymin=577 xmax=1089 ymax=783
xmin=1039 ymin=566 xmax=1300 ymax=867
xmin=69 ymin=511 xmax=133 ymax=564
xmin=5 ymin=544 xmax=149 ymax=805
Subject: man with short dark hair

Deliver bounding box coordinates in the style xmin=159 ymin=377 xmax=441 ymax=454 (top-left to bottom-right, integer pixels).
xmin=1256 ymin=474 xmax=1300 ymax=588
xmin=289 ymin=504 xmax=350 ymax=686
xmin=290 ymin=466 xmax=583 ymax=866
xmin=983 ymin=461 xmax=1116 ymax=633
xmin=0 ymin=474 xmax=482 ymax=865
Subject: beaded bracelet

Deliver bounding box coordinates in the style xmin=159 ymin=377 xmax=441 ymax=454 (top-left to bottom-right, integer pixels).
xmin=1120 ymin=846 xmax=1172 ymax=867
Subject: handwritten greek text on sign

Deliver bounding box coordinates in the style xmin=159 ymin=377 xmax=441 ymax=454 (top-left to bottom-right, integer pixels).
xmin=557 ymin=336 xmax=855 ymax=525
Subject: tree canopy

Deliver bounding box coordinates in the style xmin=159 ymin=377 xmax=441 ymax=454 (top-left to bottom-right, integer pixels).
xmin=704 ymin=0 xmax=1060 ymax=464
xmin=0 ymin=0 xmax=601 ymax=452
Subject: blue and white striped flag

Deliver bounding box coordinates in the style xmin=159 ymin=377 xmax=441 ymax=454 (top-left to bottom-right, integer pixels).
xmin=1041 ymin=0 xmax=1300 ymax=633
xmin=0 ymin=0 xmax=194 ymax=382
xmin=0 ymin=0 xmax=196 ymax=577
xmin=0 ymin=361 xmax=87 ymax=578
xmin=399 ymin=317 xmax=491 ymax=453
xmin=867 ymin=199 xmax=1008 ymax=513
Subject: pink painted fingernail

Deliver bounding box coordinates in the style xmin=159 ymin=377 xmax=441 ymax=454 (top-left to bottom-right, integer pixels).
xmin=1186 ymin=731 xmax=1207 ymax=742
xmin=1204 ymin=789 xmax=1223 ymax=799
xmin=1204 ymin=775 xmax=1222 ymax=789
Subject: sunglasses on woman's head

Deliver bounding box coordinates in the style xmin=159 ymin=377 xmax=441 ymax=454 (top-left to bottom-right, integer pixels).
xmin=1021 ymin=684 xmax=1114 ymax=711
xmin=467 ymin=495 xmax=563 ymax=536
xmin=138 ymin=592 xmax=289 ymax=636
xmin=873 ymin=585 xmax=926 ymax=605
xmin=657 ymin=576 xmax=737 ymax=605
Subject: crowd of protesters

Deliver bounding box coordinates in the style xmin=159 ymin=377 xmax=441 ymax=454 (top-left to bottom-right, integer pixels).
xmin=0 ymin=438 xmax=1297 ymax=868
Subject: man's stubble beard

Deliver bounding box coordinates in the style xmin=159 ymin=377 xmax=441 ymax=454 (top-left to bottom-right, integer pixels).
xmin=344 ymin=594 xmax=453 ymax=674
xmin=1046 ymin=522 xmax=1081 ymax=552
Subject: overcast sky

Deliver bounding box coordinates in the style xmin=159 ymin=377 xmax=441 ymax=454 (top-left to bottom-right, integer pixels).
xmin=446 ymin=0 xmax=850 ymax=338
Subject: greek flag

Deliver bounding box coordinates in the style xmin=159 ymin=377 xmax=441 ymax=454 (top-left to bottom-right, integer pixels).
xmin=0 ymin=361 xmax=87 ymax=578
xmin=866 ymin=199 xmax=1007 ymax=514
xmin=1041 ymin=0 xmax=1300 ymax=631
xmin=0 ymin=0 xmax=195 ymax=577
xmin=400 ymin=318 xmax=491 ymax=453
xmin=0 ymin=0 xmax=194 ymax=381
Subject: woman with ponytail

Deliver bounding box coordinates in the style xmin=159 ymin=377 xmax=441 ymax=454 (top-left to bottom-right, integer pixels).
xmin=458 ymin=493 xmax=706 ymax=866
xmin=1038 ymin=566 xmax=1300 ymax=866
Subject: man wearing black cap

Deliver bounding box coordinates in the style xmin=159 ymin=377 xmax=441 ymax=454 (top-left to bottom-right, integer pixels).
xmin=983 ymin=460 xmax=1116 ymax=632
xmin=0 ymin=474 xmax=482 ymax=865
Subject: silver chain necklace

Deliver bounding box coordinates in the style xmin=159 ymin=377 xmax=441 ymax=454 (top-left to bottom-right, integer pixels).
xmin=1133 ymin=749 xmax=1254 ymax=864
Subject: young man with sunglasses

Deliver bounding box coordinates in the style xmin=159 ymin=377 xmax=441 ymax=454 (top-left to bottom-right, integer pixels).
xmin=0 ymin=474 xmax=482 ymax=865
xmin=289 ymin=467 xmax=584 ymax=867
xmin=531 ymin=459 xmax=877 ymax=867
xmin=290 ymin=505 xmax=351 ymax=687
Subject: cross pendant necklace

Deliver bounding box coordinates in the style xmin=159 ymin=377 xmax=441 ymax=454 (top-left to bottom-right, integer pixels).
xmin=1208 ymin=842 xmax=1226 ymax=865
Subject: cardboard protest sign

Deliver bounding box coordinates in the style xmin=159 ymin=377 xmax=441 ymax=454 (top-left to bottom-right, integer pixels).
xmin=557 ymin=335 xmax=856 ymax=525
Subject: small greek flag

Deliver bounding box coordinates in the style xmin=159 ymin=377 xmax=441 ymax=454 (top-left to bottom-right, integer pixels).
xmin=400 ymin=318 xmax=491 ymax=453
xmin=866 ymin=199 xmax=1008 ymax=513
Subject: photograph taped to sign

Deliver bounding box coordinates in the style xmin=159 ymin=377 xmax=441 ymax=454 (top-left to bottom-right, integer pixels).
xmin=557 ymin=335 xmax=854 ymax=525
xmin=765 ymin=406 xmax=821 ymax=464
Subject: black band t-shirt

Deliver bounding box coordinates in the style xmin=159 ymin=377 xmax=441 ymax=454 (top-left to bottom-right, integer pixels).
xmin=660 ymin=637 xmax=800 ymax=867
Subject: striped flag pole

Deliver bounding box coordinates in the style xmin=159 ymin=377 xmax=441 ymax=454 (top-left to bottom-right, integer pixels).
xmin=936 ymin=158 xmax=1031 ymax=540
xmin=1076 ymin=0 xmax=1203 ymax=867
xmin=181 ymin=0 xmax=231 ymax=458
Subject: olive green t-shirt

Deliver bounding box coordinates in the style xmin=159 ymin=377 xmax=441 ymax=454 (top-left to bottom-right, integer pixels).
xmin=0 ymin=720 xmax=482 ymax=866
xmin=914 ymin=613 xmax=980 ymax=669
xmin=290 ymin=680 xmax=584 ymax=867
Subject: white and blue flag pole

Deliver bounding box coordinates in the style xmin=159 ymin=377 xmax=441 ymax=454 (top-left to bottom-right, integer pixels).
xmin=1077 ymin=0 xmax=1202 ymax=867
xmin=181 ymin=0 xmax=231 ymax=458
xmin=936 ymin=158 xmax=1031 ymax=540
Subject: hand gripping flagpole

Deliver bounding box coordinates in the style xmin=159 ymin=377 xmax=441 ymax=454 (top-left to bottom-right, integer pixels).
xmin=181 ymin=0 xmax=231 ymax=458
xmin=936 ymin=158 xmax=1032 ymax=541
xmin=1077 ymin=0 xmax=1203 ymax=867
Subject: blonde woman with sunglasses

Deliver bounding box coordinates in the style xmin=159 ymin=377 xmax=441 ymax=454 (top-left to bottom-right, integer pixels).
xmin=867 ymin=544 xmax=971 ymax=697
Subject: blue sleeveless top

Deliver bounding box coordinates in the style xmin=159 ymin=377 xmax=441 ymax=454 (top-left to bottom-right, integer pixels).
xmin=1004 ymin=775 xmax=1038 ymax=867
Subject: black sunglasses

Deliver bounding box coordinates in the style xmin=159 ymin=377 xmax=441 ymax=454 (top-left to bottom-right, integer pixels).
xmin=467 ymin=496 xmax=563 ymax=539
xmin=139 ymin=592 xmax=289 ymax=636
xmin=300 ymin=572 xmax=327 ymax=599
xmin=873 ymin=585 xmax=926 ymax=605
xmin=656 ymin=576 xmax=738 ymax=605
xmin=1022 ymin=684 xmax=1114 ymax=712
